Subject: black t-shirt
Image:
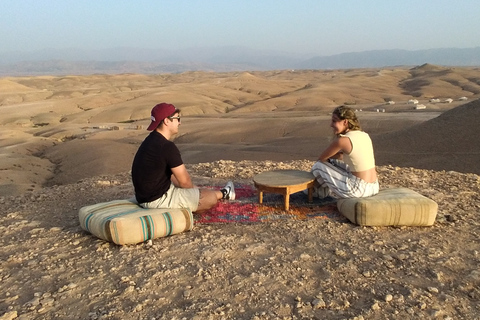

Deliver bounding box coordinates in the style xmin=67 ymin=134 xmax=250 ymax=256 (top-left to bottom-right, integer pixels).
xmin=131 ymin=131 xmax=183 ymax=203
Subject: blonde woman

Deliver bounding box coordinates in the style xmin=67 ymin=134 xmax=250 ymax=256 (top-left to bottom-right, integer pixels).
xmin=311 ymin=106 xmax=379 ymax=198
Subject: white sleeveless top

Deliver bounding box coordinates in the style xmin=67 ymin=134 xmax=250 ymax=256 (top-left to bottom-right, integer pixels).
xmin=340 ymin=131 xmax=376 ymax=172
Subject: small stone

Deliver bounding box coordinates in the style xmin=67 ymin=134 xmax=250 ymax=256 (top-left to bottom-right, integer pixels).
xmin=41 ymin=297 xmax=55 ymax=307
xmin=0 ymin=311 xmax=18 ymax=320
xmin=300 ymin=253 xmax=311 ymax=260
xmin=37 ymin=306 xmax=49 ymax=314
xmin=26 ymin=297 xmax=40 ymax=307
xmin=312 ymin=298 xmax=326 ymax=309
xmin=430 ymin=309 xmax=445 ymax=317
xmin=124 ymin=286 xmax=135 ymax=293
xmin=428 ymin=287 xmax=439 ymax=293
xmin=67 ymin=283 xmax=78 ymax=290
xmin=394 ymin=294 xmax=405 ymax=303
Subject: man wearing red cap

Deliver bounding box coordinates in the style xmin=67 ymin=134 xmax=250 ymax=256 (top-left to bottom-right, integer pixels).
xmin=132 ymin=103 xmax=235 ymax=213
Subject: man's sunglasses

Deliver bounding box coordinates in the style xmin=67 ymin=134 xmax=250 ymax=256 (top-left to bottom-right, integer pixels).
xmin=168 ymin=116 xmax=181 ymax=122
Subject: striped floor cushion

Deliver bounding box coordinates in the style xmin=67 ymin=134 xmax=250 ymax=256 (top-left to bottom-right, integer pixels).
xmin=79 ymin=199 xmax=194 ymax=245
xmin=337 ymin=188 xmax=438 ymax=226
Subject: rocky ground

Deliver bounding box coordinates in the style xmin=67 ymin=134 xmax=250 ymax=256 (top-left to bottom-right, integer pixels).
xmin=1 ymin=160 xmax=479 ymax=320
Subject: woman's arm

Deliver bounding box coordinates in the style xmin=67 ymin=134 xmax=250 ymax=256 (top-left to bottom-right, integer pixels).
xmin=318 ymin=137 xmax=351 ymax=162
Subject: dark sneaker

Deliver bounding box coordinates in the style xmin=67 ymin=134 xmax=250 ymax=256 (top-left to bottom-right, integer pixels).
xmin=223 ymin=181 xmax=235 ymax=200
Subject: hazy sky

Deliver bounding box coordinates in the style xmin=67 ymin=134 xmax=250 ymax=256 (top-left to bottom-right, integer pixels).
xmin=1 ymin=0 xmax=479 ymax=56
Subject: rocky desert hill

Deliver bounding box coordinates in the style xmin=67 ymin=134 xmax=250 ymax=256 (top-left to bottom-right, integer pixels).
xmin=372 ymin=98 xmax=480 ymax=174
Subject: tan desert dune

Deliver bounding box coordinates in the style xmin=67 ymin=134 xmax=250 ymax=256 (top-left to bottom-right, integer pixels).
xmin=1 ymin=65 xmax=480 ymax=319
xmin=1 ymin=64 xmax=479 ymax=196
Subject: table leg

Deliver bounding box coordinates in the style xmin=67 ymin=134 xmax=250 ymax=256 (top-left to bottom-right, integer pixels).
xmin=308 ymin=187 xmax=313 ymax=203
xmin=258 ymin=190 xmax=263 ymax=204
xmin=284 ymin=194 xmax=290 ymax=211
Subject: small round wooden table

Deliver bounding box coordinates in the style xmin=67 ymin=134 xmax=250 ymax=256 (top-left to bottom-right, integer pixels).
xmin=253 ymin=170 xmax=316 ymax=211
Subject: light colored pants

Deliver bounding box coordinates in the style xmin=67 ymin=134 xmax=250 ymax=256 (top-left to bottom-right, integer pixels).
xmin=311 ymin=159 xmax=379 ymax=199
xmin=139 ymin=184 xmax=200 ymax=212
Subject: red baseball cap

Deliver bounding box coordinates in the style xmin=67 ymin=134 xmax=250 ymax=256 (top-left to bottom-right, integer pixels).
xmin=147 ymin=103 xmax=178 ymax=131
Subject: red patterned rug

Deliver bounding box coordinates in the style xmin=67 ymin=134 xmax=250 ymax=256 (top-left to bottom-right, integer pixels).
xmin=195 ymin=184 xmax=347 ymax=224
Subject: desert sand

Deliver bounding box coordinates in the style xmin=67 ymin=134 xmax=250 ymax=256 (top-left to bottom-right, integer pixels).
xmin=1 ymin=65 xmax=480 ymax=319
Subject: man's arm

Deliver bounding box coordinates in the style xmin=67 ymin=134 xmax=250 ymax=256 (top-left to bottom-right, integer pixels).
xmin=171 ymin=164 xmax=194 ymax=188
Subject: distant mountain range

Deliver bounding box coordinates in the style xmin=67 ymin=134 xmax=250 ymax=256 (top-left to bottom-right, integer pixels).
xmin=1 ymin=46 xmax=479 ymax=76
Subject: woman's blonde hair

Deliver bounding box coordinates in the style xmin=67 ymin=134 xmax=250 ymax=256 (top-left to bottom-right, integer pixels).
xmin=333 ymin=105 xmax=361 ymax=131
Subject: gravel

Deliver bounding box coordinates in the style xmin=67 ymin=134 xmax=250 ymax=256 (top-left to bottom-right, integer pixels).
xmin=0 ymin=160 xmax=479 ymax=319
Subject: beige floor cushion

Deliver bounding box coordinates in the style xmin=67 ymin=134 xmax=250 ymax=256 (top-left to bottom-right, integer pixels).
xmin=337 ymin=188 xmax=438 ymax=226
xmin=79 ymin=199 xmax=194 ymax=245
